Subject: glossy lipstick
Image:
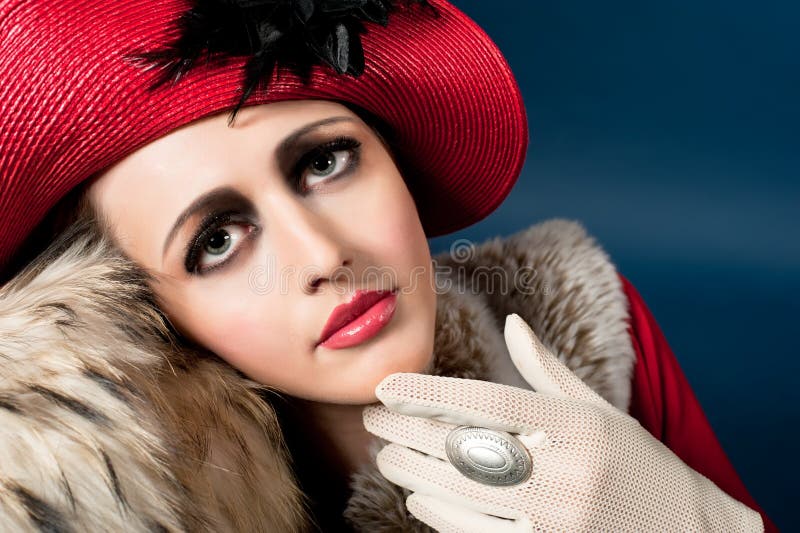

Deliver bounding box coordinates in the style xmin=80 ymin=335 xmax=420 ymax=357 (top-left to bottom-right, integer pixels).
xmin=317 ymin=289 xmax=398 ymax=350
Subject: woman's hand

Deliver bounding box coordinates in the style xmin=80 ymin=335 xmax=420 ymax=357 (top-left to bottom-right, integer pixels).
xmin=363 ymin=314 xmax=764 ymax=532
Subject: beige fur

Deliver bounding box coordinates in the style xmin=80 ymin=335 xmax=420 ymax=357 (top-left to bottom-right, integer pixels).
xmin=0 ymin=220 xmax=306 ymax=532
xmin=0 ymin=217 xmax=635 ymax=532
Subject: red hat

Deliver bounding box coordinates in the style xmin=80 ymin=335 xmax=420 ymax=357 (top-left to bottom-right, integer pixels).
xmin=0 ymin=0 xmax=527 ymax=275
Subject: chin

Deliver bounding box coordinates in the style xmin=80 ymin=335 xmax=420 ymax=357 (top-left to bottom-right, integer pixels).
xmin=370 ymin=353 xmax=432 ymax=401
xmin=304 ymin=296 xmax=436 ymax=404
xmin=327 ymin=350 xmax=434 ymax=405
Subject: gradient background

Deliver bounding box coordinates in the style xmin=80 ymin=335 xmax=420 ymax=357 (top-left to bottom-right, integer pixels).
xmin=429 ymin=1 xmax=799 ymax=530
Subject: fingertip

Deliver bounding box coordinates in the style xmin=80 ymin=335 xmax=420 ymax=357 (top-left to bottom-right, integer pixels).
xmin=374 ymin=442 xmax=406 ymax=478
xmin=504 ymin=313 xmax=525 ymax=332
xmin=374 ymin=371 xmax=411 ymax=401
xmin=361 ymin=403 xmax=385 ymax=433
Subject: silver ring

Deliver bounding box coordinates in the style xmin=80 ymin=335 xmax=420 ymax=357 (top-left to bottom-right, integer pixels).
xmin=445 ymin=426 xmax=532 ymax=486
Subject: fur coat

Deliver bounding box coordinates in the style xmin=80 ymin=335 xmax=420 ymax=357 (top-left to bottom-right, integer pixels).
xmin=0 ymin=217 xmax=636 ymax=532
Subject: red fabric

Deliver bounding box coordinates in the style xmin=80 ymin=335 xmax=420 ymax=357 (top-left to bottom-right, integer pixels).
xmin=0 ymin=0 xmax=527 ymax=276
xmin=620 ymin=274 xmax=778 ymax=532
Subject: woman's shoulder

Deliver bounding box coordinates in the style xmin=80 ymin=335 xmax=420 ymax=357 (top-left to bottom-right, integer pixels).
xmin=431 ymin=218 xmax=637 ymax=411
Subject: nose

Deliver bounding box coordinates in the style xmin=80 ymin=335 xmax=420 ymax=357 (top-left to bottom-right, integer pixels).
xmin=265 ymin=194 xmax=353 ymax=294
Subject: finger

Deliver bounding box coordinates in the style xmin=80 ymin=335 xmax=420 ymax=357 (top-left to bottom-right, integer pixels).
xmin=376 ymin=443 xmax=522 ymax=522
xmin=504 ymin=313 xmax=613 ymax=409
xmin=375 ymin=372 xmax=562 ymax=435
xmin=364 ymin=405 xmax=547 ymax=462
xmin=406 ymin=493 xmax=527 ymax=533
xmin=363 ymin=404 xmax=451 ymax=460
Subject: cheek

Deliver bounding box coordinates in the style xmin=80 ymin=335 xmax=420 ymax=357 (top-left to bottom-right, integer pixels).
xmin=354 ymin=175 xmax=429 ymax=272
xmin=163 ymin=282 xmax=304 ymax=385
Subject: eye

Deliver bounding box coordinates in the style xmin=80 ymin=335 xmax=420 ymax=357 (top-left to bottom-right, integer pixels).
xmin=199 ymin=223 xmax=244 ymax=264
xmin=293 ymin=137 xmax=361 ymax=193
xmin=303 ymin=149 xmax=353 ymax=188
xmin=185 ymin=214 xmax=257 ymax=275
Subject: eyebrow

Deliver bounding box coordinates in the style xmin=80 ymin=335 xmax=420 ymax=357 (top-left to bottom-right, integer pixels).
xmin=162 ymin=115 xmax=357 ymax=258
xmin=162 ymin=186 xmax=246 ymax=257
xmin=277 ymin=115 xmax=356 ymax=154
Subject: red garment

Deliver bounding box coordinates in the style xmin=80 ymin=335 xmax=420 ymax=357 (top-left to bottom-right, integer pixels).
xmin=620 ymin=274 xmax=778 ymax=532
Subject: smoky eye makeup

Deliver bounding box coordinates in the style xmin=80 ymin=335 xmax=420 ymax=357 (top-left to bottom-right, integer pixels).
xmin=183 ymin=210 xmax=258 ymax=274
xmin=289 ymin=136 xmax=362 ymax=193
xmin=174 ymin=120 xmax=368 ymax=275
xmin=180 ymin=191 xmax=259 ymax=275
xmin=277 ymin=119 xmax=365 ymax=187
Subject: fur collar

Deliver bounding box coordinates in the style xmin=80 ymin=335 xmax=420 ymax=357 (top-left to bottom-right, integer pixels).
xmin=0 ymin=221 xmax=306 ymax=532
xmin=0 ymin=217 xmax=634 ymax=532
xmin=344 ymin=218 xmax=636 ymax=531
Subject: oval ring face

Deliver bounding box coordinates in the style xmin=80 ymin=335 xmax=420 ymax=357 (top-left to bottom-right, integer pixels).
xmin=445 ymin=426 xmax=532 ymax=486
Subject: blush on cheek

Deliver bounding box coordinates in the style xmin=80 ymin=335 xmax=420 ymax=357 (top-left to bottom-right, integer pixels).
xmin=386 ymin=217 xmax=421 ymax=252
xmin=388 ymin=200 xmax=428 ymax=256
xmin=360 ymin=196 xmax=426 ymax=266
xmin=193 ymin=310 xmax=288 ymax=377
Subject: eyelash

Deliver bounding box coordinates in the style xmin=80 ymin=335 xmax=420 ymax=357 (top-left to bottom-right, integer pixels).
xmin=290 ymin=136 xmax=361 ymax=193
xmin=183 ymin=211 xmax=256 ymax=275
xmin=184 ymin=136 xmax=362 ymax=275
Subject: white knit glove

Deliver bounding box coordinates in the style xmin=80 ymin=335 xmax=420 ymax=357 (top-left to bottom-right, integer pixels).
xmin=363 ymin=313 xmax=763 ymax=532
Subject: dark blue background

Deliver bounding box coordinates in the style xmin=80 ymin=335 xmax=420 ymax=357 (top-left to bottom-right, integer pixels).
xmin=430 ymin=1 xmax=799 ymax=530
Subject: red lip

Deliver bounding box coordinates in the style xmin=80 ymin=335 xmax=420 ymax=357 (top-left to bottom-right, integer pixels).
xmin=316 ymin=289 xmax=396 ymax=348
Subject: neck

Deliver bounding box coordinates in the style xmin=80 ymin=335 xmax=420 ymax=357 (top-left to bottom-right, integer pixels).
xmin=292 ymin=398 xmax=376 ymax=480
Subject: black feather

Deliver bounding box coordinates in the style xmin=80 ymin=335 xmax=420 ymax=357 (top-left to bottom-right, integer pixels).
xmin=127 ymin=0 xmax=436 ymax=125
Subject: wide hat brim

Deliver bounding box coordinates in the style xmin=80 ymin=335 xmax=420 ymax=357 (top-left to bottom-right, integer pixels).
xmin=0 ymin=0 xmax=527 ymax=275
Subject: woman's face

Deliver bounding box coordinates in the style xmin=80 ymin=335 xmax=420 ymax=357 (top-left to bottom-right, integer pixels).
xmin=89 ymin=100 xmax=437 ymax=404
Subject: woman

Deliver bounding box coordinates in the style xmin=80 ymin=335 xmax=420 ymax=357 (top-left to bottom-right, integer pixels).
xmin=0 ymin=0 xmax=776 ymax=531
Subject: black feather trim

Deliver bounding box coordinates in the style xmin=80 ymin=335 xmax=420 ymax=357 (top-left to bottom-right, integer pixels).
xmin=127 ymin=0 xmax=437 ymax=125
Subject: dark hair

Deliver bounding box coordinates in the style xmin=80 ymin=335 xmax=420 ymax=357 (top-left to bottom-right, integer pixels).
xmin=341 ymin=101 xmax=397 ymax=156
xmin=0 ymin=182 xmax=95 ymax=285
